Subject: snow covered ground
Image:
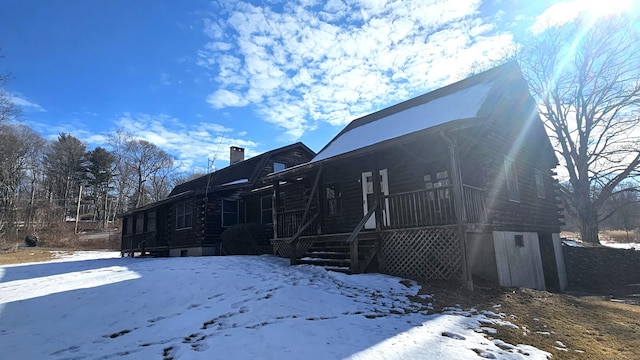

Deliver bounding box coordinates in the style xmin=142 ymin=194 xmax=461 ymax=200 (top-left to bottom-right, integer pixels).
xmin=563 ymin=238 xmax=640 ymax=250
xmin=0 ymin=252 xmax=549 ymax=359
xmin=601 ymin=241 xmax=640 ymax=250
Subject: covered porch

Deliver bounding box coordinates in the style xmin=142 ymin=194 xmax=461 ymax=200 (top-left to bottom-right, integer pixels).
xmin=268 ymin=132 xmax=488 ymax=284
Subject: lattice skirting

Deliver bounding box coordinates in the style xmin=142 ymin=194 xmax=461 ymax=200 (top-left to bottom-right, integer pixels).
xmin=272 ymin=237 xmax=316 ymax=259
xmin=379 ymin=226 xmax=462 ymax=280
xmin=272 ymin=239 xmax=290 ymax=258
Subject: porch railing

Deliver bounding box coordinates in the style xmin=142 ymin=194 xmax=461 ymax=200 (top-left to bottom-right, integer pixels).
xmin=383 ymin=185 xmax=487 ymax=229
xmin=121 ymin=232 xmax=156 ymax=253
xmin=276 ymin=208 xmax=319 ymax=238
xmin=384 ymin=187 xmax=455 ymax=228
xmin=274 ymin=185 xmax=487 ymax=238
xmin=462 ymin=184 xmax=487 ymax=223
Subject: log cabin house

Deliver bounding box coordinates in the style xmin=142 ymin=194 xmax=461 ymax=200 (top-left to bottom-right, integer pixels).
xmin=267 ymin=62 xmax=567 ymax=291
xmin=120 ymin=143 xmax=315 ymax=257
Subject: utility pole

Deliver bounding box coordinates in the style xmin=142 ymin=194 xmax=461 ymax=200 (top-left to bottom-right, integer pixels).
xmin=75 ymin=185 xmax=82 ymax=235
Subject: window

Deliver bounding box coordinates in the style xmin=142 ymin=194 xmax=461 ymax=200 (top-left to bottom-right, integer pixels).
xmin=534 ymin=170 xmax=545 ymax=199
xmin=325 ymin=183 xmax=342 ymax=216
xmin=424 ymin=174 xmax=433 ymax=189
xmin=278 ymin=190 xmax=286 ymax=210
xmin=504 ymin=157 xmax=520 ymax=202
xmin=123 ymin=218 xmax=129 ymax=235
xmin=514 ymin=234 xmax=524 ymax=247
xmin=145 ymin=211 xmax=156 ymax=232
xmin=273 ymin=161 xmax=285 ymax=173
xmin=222 ymin=199 xmax=239 ymax=226
xmin=425 ymin=171 xmax=450 ymax=189
xmin=135 ymin=213 xmax=144 ymax=234
xmin=176 ymin=202 xmax=193 ymax=230
xmin=261 ymin=195 xmax=273 ymax=224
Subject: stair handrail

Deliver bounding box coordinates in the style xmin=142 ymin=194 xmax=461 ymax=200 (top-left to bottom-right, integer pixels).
xmin=346 ymin=199 xmax=379 ymax=244
xmin=286 ymin=212 xmax=319 ymax=265
xmin=347 ymin=200 xmax=379 ymax=273
xmin=285 ymin=212 xmax=319 ymax=244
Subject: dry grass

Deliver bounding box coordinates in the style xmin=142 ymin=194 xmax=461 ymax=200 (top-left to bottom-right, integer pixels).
xmin=0 ymin=226 xmax=119 ymax=265
xmin=601 ymin=230 xmax=638 ymax=243
xmin=561 ymin=230 xmax=639 ymax=244
xmin=422 ymin=280 xmax=640 ymax=359
xmin=0 ymin=248 xmax=69 ymax=265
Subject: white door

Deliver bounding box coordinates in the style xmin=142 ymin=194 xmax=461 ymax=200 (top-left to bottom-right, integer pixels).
xmin=492 ymin=231 xmax=546 ymax=290
xmin=362 ymin=169 xmax=389 ymax=229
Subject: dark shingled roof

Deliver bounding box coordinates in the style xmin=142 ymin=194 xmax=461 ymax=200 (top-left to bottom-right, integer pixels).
xmin=169 ymin=142 xmax=313 ymax=196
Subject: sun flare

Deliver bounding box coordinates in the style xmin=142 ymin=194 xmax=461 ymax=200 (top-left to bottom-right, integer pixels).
xmin=531 ymin=0 xmax=636 ymax=34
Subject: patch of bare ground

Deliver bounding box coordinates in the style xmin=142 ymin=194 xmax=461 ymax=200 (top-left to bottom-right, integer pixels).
xmin=0 ymin=227 xmax=120 ymax=266
xmin=416 ymin=279 xmax=640 ymax=359
xmin=0 ymin=248 xmax=66 ymax=265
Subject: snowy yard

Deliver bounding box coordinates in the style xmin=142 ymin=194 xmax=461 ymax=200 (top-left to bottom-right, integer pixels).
xmin=0 ymin=252 xmax=548 ymax=359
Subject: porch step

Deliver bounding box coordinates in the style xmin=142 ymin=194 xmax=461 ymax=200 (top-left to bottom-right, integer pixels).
xmin=324 ymin=266 xmax=352 ymax=274
xmin=305 ymin=251 xmax=349 ymax=259
xmin=283 ymin=232 xmax=379 ymax=274
xmin=298 ymin=257 xmax=350 ymax=268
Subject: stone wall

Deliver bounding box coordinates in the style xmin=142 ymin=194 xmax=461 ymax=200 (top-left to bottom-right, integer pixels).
xmin=563 ymin=245 xmax=640 ymax=291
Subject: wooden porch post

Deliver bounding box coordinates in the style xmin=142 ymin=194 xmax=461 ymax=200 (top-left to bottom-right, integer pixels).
xmin=371 ymin=167 xmax=383 ymax=232
xmin=442 ymin=132 xmax=473 ymax=291
xmin=316 ymin=166 xmax=324 ymax=235
xmin=273 ymin=182 xmax=279 ymax=241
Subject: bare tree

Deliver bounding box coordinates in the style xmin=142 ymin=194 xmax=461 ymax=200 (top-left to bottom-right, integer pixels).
xmin=108 ymin=130 xmax=135 ymax=218
xmin=124 ymin=139 xmax=175 ymax=208
xmin=147 ymin=161 xmax=181 ymax=203
xmin=0 ymin=124 xmax=44 ymax=237
xmin=519 ymin=15 xmax=640 ymax=244
xmin=600 ymin=183 xmax=640 ymax=240
xmin=0 ymin=52 xmax=20 ymax=124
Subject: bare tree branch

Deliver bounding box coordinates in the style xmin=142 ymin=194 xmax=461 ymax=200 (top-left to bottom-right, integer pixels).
xmin=519 ymin=15 xmax=640 ymax=243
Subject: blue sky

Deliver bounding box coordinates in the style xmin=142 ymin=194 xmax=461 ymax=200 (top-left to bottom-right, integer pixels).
xmin=1 ymin=0 xmax=637 ymax=172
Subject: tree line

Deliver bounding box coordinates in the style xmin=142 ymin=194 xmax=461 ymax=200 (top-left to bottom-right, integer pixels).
xmin=0 ymin=121 xmax=194 ymax=241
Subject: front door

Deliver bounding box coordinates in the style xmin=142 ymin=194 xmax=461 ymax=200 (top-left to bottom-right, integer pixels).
xmin=362 ymin=169 xmax=389 ymax=229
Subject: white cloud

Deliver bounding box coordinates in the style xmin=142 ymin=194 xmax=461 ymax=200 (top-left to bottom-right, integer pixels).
xmin=206 ymin=89 xmax=250 ymax=108
xmin=530 ymin=0 xmax=635 ymax=34
xmin=198 ymin=0 xmax=516 ymax=139
xmin=115 ymin=113 xmax=258 ymax=170
xmin=9 ymin=93 xmax=46 ymax=112
xmin=160 ymin=73 xmax=172 ymax=86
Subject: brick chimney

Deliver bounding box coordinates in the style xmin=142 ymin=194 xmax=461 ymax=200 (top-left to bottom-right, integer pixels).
xmin=230 ymin=146 xmax=245 ymax=165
